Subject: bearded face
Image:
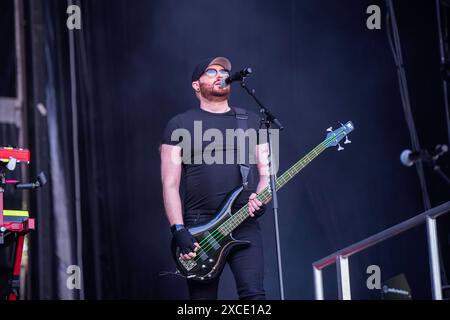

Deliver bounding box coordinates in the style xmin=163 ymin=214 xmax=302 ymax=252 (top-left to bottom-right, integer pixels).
xmin=193 ymin=64 xmax=231 ymax=102
xmin=198 ymin=79 xmax=231 ymax=102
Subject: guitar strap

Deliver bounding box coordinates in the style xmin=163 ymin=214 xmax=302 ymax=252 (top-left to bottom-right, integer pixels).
xmin=233 ymin=107 xmax=250 ymax=190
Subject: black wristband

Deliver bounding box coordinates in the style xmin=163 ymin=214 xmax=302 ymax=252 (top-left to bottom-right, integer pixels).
xmin=170 ymin=224 xmax=185 ymax=234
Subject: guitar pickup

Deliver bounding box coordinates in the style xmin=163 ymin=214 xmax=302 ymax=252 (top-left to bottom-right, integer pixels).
xmin=203 ymin=231 xmax=221 ymax=251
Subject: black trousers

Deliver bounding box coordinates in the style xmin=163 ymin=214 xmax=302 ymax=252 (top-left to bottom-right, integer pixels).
xmin=185 ymin=216 xmax=266 ymax=300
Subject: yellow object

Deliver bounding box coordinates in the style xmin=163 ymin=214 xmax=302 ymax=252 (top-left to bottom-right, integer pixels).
xmin=3 ymin=210 xmax=29 ymax=217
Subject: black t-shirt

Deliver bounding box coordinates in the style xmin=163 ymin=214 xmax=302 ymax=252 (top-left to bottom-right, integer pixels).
xmin=161 ymin=107 xmax=265 ymax=218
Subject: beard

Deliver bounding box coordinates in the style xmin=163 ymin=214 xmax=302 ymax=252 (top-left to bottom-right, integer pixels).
xmin=198 ymin=80 xmax=231 ymax=102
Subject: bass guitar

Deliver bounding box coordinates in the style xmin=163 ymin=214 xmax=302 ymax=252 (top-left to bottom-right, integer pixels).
xmin=172 ymin=121 xmax=354 ymax=281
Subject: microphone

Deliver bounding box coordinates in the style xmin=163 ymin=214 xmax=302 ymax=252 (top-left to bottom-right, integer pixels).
xmin=400 ymin=149 xmax=422 ymax=167
xmin=220 ymin=67 xmax=252 ymax=88
xmin=15 ymin=182 xmax=38 ymax=190
xmin=400 ymin=144 xmax=448 ymax=167
xmin=14 ymin=172 xmax=47 ymax=190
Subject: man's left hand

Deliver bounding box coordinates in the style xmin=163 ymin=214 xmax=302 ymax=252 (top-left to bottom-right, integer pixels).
xmin=248 ymin=193 xmax=266 ymax=218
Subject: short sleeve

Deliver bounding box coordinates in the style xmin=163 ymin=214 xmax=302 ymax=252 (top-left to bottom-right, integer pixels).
xmin=161 ymin=115 xmax=183 ymax=146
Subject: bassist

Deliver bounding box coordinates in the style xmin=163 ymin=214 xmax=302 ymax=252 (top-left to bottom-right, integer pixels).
xmin=160 ymin=57 xmax=270 ymax=300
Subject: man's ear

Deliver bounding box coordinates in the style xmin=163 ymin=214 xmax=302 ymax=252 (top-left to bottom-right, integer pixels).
xmin=192 ymin=81 xmax=200 ymax=92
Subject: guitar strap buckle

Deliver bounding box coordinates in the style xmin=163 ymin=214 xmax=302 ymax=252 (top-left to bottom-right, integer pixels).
xmin=239 ymin=164 xmax=250 ymax=190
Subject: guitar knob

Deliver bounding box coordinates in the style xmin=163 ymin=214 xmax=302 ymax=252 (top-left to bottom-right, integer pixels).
xmin=337 ymin=143 xmax=344 ymax=151
xmin=344 ymin=136 xmax=351 ymax=144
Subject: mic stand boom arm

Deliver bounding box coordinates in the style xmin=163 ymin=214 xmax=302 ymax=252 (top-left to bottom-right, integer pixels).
xmin=422 ymin=150 xmax=450 ymax=186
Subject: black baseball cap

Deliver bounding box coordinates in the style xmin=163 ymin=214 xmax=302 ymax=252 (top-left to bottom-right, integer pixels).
xmin=191 ymin=57 xmax=232 ymax=82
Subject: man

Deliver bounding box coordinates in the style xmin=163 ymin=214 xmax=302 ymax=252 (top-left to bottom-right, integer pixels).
xmin=160 ymin=57 xmax=270 ymax=300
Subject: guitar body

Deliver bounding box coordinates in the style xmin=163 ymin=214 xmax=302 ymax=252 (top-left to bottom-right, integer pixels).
xmin=171 ymin=186 xmax=250 ymax=282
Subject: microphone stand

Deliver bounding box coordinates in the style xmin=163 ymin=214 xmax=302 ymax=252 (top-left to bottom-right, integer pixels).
xmin=240 ymin=79 xmax=285 ymax=300
xmin=421 ymin=150 xmax=450 ymax=186
xmin=432 ymin=162 xmax=450 ymax=186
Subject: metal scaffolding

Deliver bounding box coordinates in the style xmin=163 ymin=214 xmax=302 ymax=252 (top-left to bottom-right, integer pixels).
xmin=0 ymin=0 xmax=30 ymax=300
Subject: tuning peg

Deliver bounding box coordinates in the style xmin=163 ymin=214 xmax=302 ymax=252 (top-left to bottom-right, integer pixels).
xmin=337 ymin=143 xmax=344 ymax=151
xmin=344 ymin=136 xmax=351 ymax=144
xmin=327 ymin=127 xmax=333 ymax=132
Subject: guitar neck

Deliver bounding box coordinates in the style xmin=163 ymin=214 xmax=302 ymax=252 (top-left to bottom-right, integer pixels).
xmin=222 ymin=139 xmax=329 ymax=233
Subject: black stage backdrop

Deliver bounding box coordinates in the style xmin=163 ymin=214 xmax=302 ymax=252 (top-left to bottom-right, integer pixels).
xmin=0 ymin=0 xmax=449 ymax=299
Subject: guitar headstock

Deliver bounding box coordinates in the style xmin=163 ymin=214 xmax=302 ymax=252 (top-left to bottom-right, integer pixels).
xmin=324 ymin=121 xmax=354 ymax=151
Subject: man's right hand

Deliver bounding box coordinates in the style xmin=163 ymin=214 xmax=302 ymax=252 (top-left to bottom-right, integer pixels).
xmin=172 ymin=227 xmax=200 ymax=260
